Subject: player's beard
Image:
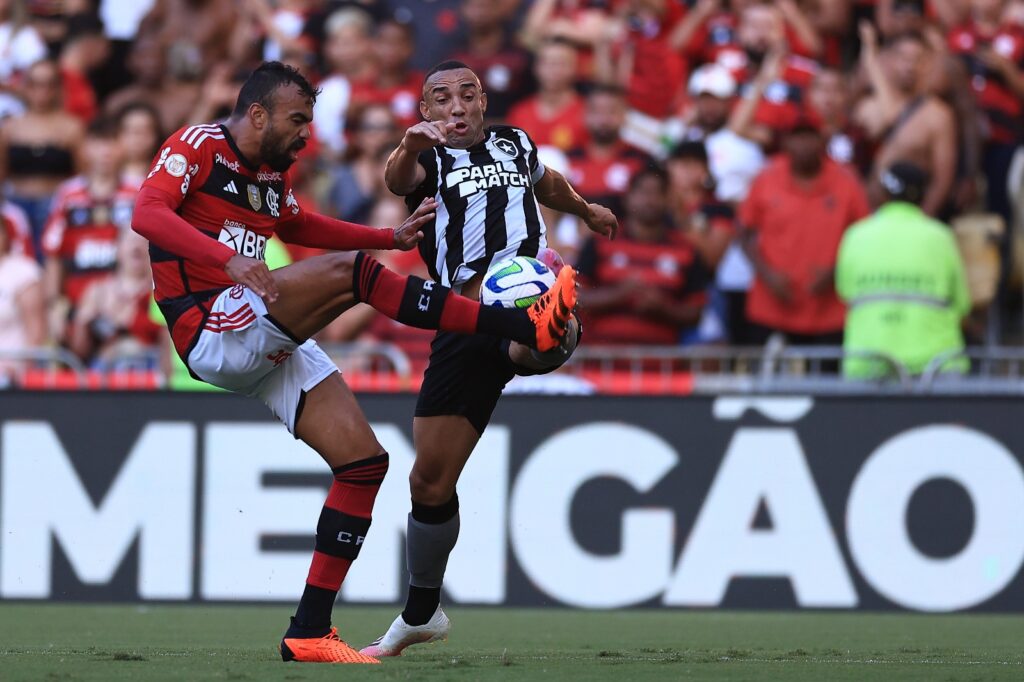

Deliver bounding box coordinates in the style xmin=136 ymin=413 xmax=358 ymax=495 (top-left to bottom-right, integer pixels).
xmin=261 ymin=123 xmax=304 ymax=172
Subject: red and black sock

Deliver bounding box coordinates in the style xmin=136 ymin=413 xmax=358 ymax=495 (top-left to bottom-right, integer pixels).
xmin=288 ymin=453 xmax=389 ymax=637
xmin=352 ymin=252 xmax=536 ymax=344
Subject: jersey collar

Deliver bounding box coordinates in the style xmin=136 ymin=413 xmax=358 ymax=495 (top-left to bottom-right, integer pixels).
xmin=219 ymin=124 xmax=260 ymax=172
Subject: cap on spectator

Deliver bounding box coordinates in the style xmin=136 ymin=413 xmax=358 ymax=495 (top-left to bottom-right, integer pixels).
xmin=786 ymin=114 xmax=823 ymax=136
xmin=688 ymin=64 xmax=736 ymax=99
xmin=880 ymin=161 xmax=929 ymax=205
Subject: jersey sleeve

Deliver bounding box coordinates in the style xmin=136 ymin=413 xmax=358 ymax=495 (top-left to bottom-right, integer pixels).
xmin=140 ymin=128 xmax=214 ymax=208
xmin=521 ymin=128 xmax=546 ymax=184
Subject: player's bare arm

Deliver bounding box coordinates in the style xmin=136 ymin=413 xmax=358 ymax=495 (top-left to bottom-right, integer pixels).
xmin=385 ymin=122 xmax=456 ymax=194
xmin=534 ymin=165 xmax=618 ymax=239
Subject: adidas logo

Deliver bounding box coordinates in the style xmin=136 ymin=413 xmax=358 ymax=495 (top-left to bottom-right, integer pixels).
xmin=223 ymin=181 xmax=239 ymax=194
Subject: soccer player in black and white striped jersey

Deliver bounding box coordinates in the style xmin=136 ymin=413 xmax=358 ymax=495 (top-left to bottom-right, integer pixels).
xmin=362 ymin=61 xmax=617 ymax=657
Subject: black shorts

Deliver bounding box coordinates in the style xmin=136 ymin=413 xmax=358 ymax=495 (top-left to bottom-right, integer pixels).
xmin=415 ymin=331 xmax=558 ymax=434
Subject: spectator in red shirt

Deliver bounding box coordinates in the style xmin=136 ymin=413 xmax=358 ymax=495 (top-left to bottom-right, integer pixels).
xmin=948 ymin=0 xmax=1024 ymax=233
xmin=69 ymin=228 xmax=160 ymax=365
xmin=57 ymin=13 xmax=108 ymax=124
xmin=671 ymin=0 xmax=824 ymax=64
xmin=519 ymin=0 xmax=621 ymax=81
xmin=507 ymin=37 xmax=588 ymax=152
xmin=349 ymin=17 xmax=423 ymax=129
xmin=724 ymin=3 xmax=820 ymax=149
xmin=594 ymin=0 xmax=688 ymax=156
xmin=451 ymin=0 xmax=535 ymax=120
xmin=567 ymin=84 xmax=653 ymax=219
xmin=740 ymin=120 xmax=871 ymax=345
xmin=42 ymin=118 xmax=137 ymax=341
xmin=808 ymin=67 xmax=871 ymax=171
xmin=666 ymin=140 xmax=735 ymax=270
xmin=577 ymin=166 xmax=710 ymax=345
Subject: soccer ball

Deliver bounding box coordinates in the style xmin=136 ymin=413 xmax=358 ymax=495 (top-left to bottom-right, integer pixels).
xmin=481 ymin=256 xmax=556 ymax=309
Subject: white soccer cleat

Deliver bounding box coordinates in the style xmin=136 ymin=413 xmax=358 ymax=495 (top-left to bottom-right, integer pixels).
xmin=359 ymin=606 xmax=451 ymax=658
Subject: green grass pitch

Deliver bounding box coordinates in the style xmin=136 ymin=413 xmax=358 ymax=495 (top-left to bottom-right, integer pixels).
xmin=1 ymin=604 xmax=1022 ymax=681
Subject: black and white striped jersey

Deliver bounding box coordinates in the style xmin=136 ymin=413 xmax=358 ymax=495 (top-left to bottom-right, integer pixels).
xmin=403 ymin=125 xmax=547 ymax=289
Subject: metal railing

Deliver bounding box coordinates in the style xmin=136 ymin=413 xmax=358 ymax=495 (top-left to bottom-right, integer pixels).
xmin=6 ymin=341 xmax=1024 ymax=395
xmin=0 ymin=347 xmax=89 ymax=389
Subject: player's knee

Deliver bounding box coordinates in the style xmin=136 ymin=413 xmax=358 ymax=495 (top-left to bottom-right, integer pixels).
xmin=409 ymin=466 xmax=455 ymax=506
xmin=323 ymin=251 xmax=357 ymax=291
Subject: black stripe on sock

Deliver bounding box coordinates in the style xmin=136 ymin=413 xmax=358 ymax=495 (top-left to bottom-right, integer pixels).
xmin=332 ymin=453 xmax=389 ymax=477
xmin=411 ymin=492 xmax=459 ymax=525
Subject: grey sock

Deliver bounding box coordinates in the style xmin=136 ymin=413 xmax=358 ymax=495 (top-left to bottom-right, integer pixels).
xmin=406 ymin=512 xmax=460 ymax=588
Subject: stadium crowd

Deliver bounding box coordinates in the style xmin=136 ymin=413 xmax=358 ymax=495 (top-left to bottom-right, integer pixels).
xmin=1 ymin=0 xmax=1023 ymax=384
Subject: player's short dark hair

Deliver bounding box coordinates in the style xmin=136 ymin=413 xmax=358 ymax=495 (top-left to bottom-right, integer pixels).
xmin=424 ymin=60 xmax=474 ymax=85
xmin=628 ymin=165 xmax=669 ymax=193
xmin=232 ymin=61 xmax=320 ymax=118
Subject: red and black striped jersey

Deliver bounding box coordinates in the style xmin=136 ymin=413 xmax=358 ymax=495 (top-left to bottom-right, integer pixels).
xmin=141 ymin=123 xmax=306 ymax=352
xmin=143 ymin=123 xmax=306 ymax=298
xmin=41 ymin=176 xmax=138 ymax=305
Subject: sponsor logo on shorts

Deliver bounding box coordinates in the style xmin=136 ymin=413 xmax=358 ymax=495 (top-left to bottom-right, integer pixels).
xmin=229 ymin=284 xmax=245 ymax=299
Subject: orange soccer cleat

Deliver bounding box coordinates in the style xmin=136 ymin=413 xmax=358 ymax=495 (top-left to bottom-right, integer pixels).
xmin=280 ymin=627 xmax=381 ymax=664
xmin=527 ymin=265 xmax=579 ymax=352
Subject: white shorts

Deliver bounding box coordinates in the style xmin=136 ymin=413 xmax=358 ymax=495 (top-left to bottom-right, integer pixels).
xmin=187 ymin=285 xmax=338 ymax=433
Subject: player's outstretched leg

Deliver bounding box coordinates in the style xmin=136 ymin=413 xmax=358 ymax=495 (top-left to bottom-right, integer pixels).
xmin=350 ymin=252 xmax=577 ymax=352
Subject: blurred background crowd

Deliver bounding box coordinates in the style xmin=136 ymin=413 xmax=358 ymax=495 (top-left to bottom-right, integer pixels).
xmin=1 ymin=0 xmax=1023 ymax=387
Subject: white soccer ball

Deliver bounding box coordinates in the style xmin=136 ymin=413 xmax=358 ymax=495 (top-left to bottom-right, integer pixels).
xmin=480 ymin=256 xmax=556 ymax=309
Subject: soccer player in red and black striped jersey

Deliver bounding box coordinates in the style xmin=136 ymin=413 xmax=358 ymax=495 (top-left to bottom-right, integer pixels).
xmin=131 ymin=61 xmax=578 ymax=665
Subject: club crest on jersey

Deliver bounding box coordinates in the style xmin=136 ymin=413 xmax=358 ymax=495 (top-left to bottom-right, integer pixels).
xmin=247 ymin=184 xmax=262 ymax=211
xmin=266 ymin=186 xmax=280 ymax=218
xmin=493 ymin=138 xmax=518 ymax=159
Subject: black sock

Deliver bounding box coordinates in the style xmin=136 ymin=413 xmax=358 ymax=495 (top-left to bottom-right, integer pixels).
xmin=403 ymin=585 xmax=442 ymax=626
xmin=288 ymin=584 xmax=336 ymax=637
